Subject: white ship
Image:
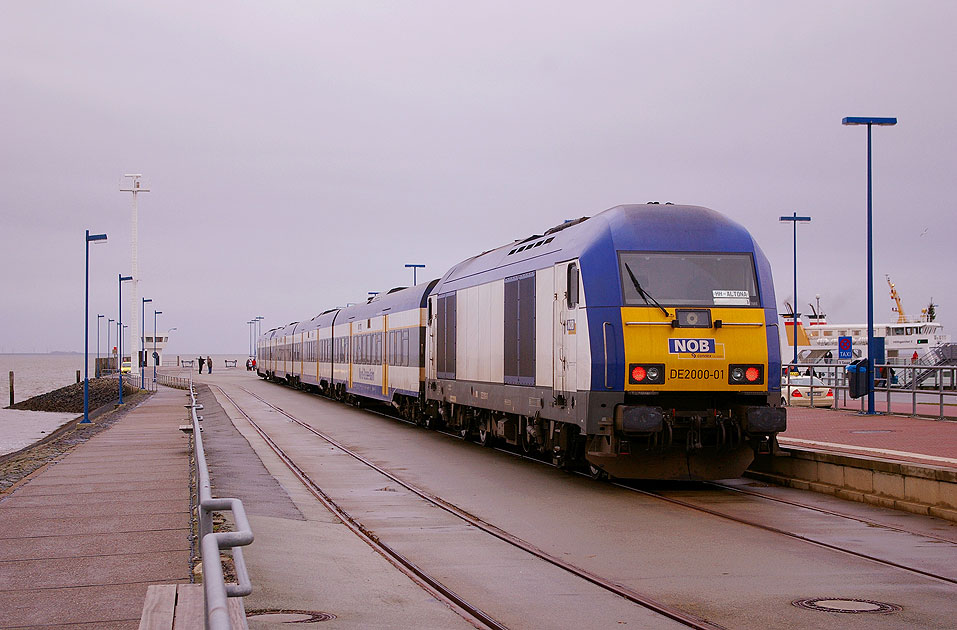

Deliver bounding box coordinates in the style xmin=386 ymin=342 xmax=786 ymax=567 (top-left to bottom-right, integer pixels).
xmin=783 ymin=280 xmax=951 ymax=366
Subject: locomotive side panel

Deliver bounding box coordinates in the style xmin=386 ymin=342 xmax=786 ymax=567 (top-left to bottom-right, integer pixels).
xmin=535 ymin=267 xmax=554 ymax=389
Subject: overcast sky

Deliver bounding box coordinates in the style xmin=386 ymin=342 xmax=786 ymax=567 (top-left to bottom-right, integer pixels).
xmin=2 ymin=1 xmax=955 ymax=355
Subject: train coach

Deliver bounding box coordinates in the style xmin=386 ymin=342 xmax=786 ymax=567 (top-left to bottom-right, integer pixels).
xmin=258 ymin=203 xmax=786 ymax=480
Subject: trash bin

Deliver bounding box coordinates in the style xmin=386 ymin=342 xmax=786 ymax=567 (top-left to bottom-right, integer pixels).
xmin=846 ymin=359 xmax=869 ymax=399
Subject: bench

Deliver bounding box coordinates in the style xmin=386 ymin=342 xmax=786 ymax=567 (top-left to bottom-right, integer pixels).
xmin=224 ymin=360 xmax=238 ymax=368
xmin=139 ymin=584 xmax=246 ymax=630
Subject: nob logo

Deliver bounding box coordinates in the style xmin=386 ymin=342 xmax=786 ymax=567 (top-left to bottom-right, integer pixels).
xmin=669 ymin=338 xmax=715 ymax=354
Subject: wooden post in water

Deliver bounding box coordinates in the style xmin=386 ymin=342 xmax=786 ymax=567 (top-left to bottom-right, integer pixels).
xmin=8 ymin=371 xmax=13 ymax=406
xmin=76 ymin=370 xmax=81 ymax=384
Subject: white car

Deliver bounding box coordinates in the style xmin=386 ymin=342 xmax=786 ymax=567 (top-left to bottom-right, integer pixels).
xmin=783 ymin=376 xmax=834 ymax=407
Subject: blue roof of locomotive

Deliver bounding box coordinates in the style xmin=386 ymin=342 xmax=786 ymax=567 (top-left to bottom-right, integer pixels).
xmin=433 ymin=204 xmax=769 ymax=307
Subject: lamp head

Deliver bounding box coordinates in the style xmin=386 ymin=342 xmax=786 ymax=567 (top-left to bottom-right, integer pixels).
xmin=87 ymin=233 xmax=108 ymax=243
xmin=842 ymin=116 xmax=897 ymax=126
xmin=120 ymin=275 xmax=133 ymax=282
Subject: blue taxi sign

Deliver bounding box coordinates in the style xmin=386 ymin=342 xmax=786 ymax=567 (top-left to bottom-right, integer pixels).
xmin=838 ymin=336 xmax=852 ymax=360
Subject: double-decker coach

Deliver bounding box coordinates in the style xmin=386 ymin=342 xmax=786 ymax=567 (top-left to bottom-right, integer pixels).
xmin=259 ymin=281 xmax=437 ymax=415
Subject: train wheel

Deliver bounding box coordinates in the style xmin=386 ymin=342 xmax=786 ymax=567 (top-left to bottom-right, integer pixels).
xmin=520 ymin=417 xmax=538 ymax=455
xmin=588 ymin=464 xmax=609 ymax=481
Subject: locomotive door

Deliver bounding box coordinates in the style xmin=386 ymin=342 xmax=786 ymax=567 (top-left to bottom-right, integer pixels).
xmin=553 ymin=261 xmax=579 ymax=396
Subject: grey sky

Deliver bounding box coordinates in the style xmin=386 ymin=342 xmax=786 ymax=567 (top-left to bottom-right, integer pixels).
xmin=2 ymin=1 xmax=955 ymax=354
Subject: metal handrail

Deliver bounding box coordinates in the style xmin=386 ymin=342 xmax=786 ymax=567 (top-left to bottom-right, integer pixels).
xmin=158 ymin=373 xmax=192 ymax=390
xmin=188 ymin=380 xmax=254 ymax=630
xmin=782 ymin=361 xmax=956 ymax=419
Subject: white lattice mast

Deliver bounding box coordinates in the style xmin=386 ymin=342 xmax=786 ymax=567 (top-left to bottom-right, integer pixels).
xmin=121 ymin=174 xmax=149 ymax=377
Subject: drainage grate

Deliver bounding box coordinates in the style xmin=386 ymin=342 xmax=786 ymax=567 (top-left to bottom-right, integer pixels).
xmin=849 ymin=429 xmax=894 ymax=434
xmin=246 ymin=609 xmax=337 ymax=623
xmin=792 ymin=598 xmax=901 ymax=614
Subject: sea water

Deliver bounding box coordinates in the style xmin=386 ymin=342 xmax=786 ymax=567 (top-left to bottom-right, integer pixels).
xmin=0 ymin=353 xmax=247 ymax=406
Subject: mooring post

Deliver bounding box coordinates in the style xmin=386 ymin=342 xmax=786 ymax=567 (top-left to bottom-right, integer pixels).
xmin=76 ymin=370 xmax=81 ymax=384
xmin=8 ymin=371 xmax=13 ymax=406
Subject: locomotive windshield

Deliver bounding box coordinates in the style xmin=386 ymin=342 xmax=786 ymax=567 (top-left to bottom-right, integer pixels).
xmin=619 ymin=252 xmax=759 ymax=307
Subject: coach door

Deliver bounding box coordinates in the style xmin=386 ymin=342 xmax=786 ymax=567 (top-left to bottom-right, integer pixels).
xmin=553 ymin=261 xmax=579 ymax=396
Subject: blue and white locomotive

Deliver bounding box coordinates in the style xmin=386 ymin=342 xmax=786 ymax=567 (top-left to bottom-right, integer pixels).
xmin=258 ymin=204 xmax=786 ymax=480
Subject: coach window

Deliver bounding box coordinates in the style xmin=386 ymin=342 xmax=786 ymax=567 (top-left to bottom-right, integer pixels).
xmin=567 ymin=263 xmax=579 ymax=308
xmin=403 ymin=329 xmax=410 ymax=366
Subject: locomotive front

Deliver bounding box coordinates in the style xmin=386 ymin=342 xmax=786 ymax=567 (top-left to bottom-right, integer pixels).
xmin=583 ymin=205 xmax=785 ymax=480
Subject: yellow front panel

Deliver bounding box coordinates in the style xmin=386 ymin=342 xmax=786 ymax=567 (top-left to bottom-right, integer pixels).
xmin=621 ymin=307 xmax=768 ymax=392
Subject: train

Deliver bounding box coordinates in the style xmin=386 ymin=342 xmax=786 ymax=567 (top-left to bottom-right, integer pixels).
xmin=256 ymin=203 xmax=786 ymax=480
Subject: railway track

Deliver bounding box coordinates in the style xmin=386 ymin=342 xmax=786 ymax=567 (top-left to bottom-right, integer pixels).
xmin=216 ymin=384 xmax=726 ymax=630
xmin=703 ymin=480 xmax=957 ymax=545
xmin=238 ymin=380 xmax=957 ymax=588
xmin=615 ymin=481 xmax=957 ymax=586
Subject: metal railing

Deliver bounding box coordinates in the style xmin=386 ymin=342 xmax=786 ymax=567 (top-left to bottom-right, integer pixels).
xmin=158 ymin=373 xmax=192 ymax=390
xmin=783 ymin=362 xmax=956 ymax=419
xmin=98 ymin=371 xmax=156 ymax=393
xmin=188 ymin=381 xmax=254 ymax=630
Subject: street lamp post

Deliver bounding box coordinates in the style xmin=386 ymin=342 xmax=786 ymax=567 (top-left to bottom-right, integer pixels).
xmin=83 ymin=230 xmax=108 ymax=423
xmin=161 ymin=326 xmax=176 ymax=380
xmin=118 ymin=275 xmax=133 ymax=404
xmin=96 ymin=314 xmax=104 ymax=378
xmin=107 ymin=318 xmax=114 ymax=372
xmin=247 ymin=320 xmax=256 ymax=357
xmin=843 ymin=116 xmax=898 ymax=415
xmin=153 ymin=310 xmax=162 ymax=383
xmin=141 ymin=297 xmax=152 ymax=389
xmin=405 ymin=263 xmax=425 ymax=286
xmin=779 ymin=213 xmax=811 ymax=367
xmin=254 ymin=316 xmax=264 ymax=361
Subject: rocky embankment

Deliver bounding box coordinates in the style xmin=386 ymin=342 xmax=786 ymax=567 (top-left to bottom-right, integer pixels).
xmin=6 ymin=378 xmax=137 ymax=413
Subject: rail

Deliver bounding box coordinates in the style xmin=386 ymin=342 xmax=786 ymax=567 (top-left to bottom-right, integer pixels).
xmin=187 ymin=380 xmax=254 ymax=629
xmin=783 ymin=362 xmax=957 ymax=419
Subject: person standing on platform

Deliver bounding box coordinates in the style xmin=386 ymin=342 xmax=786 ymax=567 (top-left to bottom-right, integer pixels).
xmin=207 ymin=355 xmax=213 ymax=374
xmin=912 ymin=351 xmax=919 ymax=364
xmin=198 ymin=356 xmax=205 ymax=374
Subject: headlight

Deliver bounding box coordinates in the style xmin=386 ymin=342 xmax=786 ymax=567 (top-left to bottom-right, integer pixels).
xmin=629 ymin=363 xmax=665 ymax=385
xmin=729 ymin=364 xmax=763 ymax=385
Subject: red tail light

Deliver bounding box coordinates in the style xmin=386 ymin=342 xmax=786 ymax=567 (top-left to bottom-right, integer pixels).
xmin=745 ymin=367 xmax=760 ymax=382
xmin=792 ymin=390 xmax=803 ymax=397
xmin=826 ymin=389 xmax=833 ymax=397
xmin=631 ymin=365 xmax=647 ymax=382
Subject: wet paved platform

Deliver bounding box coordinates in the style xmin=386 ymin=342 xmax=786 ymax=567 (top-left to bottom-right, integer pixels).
xmin=0 ymin=387 xmax=192 ymax=629
xmin=781 ymin=405 xmax=957 ymax=469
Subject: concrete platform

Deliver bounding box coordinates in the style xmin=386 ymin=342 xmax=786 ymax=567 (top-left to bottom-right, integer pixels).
xmin=780 ymin=405 xmax=957 ymax=469
xmin=0 ymin=387 xmax=193 ymax=630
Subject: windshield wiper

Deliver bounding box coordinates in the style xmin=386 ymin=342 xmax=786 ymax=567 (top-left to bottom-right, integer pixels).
xmin=624 ymin=263 xmax=671 ymax=318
